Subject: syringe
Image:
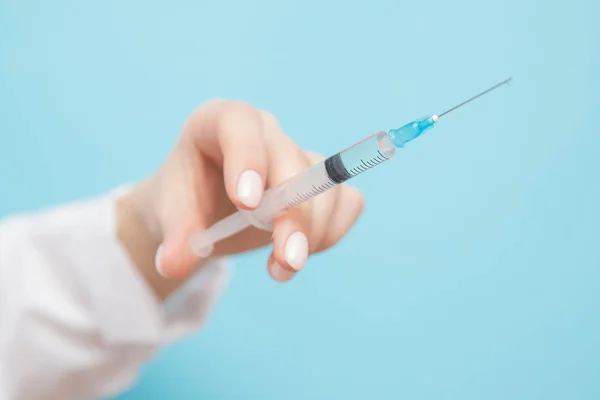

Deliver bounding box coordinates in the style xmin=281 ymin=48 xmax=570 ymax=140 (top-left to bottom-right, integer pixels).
xmin=190 ymin=77 xmax=512 ymax=257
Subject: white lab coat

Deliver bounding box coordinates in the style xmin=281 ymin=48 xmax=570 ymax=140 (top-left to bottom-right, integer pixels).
xmin=0 ymin=188 xmax=228 ymax=400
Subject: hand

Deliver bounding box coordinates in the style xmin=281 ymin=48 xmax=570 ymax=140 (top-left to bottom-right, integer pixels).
xmin=118 ymin=100 xmax=364 ymax=297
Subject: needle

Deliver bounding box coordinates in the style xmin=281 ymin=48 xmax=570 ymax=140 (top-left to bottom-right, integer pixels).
xmin=437 ymin=77 xmax=512 ymax=119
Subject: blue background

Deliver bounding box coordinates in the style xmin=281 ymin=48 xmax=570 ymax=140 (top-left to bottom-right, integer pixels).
xmin=1 ymin=0 xmax=599 ymax=398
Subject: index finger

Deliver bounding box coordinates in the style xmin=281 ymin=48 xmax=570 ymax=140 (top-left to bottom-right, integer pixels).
xmin=183 ymin=100 xmax=269 ymax=210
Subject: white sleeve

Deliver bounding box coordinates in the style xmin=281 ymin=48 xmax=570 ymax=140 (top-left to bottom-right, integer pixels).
xmin=0 ymin=188 xmax=228 ymax=400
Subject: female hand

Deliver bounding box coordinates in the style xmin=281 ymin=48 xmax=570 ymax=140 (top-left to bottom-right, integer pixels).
xmin=120 ymin=100 xmax=364 ymax=293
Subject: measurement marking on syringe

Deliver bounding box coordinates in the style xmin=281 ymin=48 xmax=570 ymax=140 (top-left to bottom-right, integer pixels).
xmin=288 ymin=150 xmax=392 ymax=208
xmin=286 ymin=180 xmax=336 ymax=208
xmin=376 ymin=150 xmax=388 ymax=161
xmin=350 ymin=155 xmax=389 ymax=176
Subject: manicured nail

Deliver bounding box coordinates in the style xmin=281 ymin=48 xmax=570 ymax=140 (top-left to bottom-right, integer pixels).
xmin=284 ymin=232 xmax=309 ymax=271
xmin=237 ymin=170 xmax=263 ymax=208
xmin=155 ymin=245 xmax=167 ymax=277
xmin=269 ymin=261 xmax=295 ymax=282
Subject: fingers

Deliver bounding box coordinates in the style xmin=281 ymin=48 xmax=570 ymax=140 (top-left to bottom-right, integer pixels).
xmin=154 ymin=152 xmax=219 ymax=279
xmin=267 ymin=172 xmax=364 ymax=284
xmin=272 ymin=207 xmax=310 ymax=270
xmin=156 ymin=219 xmax=202 ymax=279
xmin=261 ymin=111 xmax=313 ymax=275
xmin=158 ymin=101 xmax=269 ymax=279
xmin=265 ymin=183 xmax=364 ymax=283
xmin=186 ymin=100 xmax=269 ymax=210
xmin=162 ymin=100 xmax=365 ymax=283
xmin=267 ymin=253 xmax=296 ymax=283
xmin=259 ymin=114 xmax=365 ymax=282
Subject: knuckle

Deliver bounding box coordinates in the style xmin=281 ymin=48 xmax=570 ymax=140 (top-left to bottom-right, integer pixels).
xmin=192 ymin=98 xmax=230 ymax=120
xmin=259 ymin=110 xmax=281 ymax=132
xmin=215 ymin=101 xmax=260 ymax=131
xmin=184 ymin=99 xmax=231 ymax=137
xmin=202 ymin=98 xmax=229 ymax=108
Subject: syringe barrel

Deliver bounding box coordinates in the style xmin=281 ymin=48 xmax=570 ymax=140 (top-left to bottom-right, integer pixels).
xmin=190 ymin=131 xmax=396 ymax=256
xmin=245 ymin=130 xmax=396 ymax=226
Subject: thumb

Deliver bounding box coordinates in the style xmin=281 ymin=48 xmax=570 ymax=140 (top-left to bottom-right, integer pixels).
xmin=155 ymin=213 xmax=205 ymax=279
xmin=151 ymin=142 xmax=215 ymax=279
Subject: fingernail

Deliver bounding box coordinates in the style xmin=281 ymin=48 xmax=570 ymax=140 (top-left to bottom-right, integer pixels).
xmin=155 ymin=245 xmax=167 ymax=278
xmin=269 ymin=261 xmax=295 ymax=282
xmin=284 ymin=232 xmax=309 ymax=271
xmin=237 ymin=170 xmax=263 ymax=208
